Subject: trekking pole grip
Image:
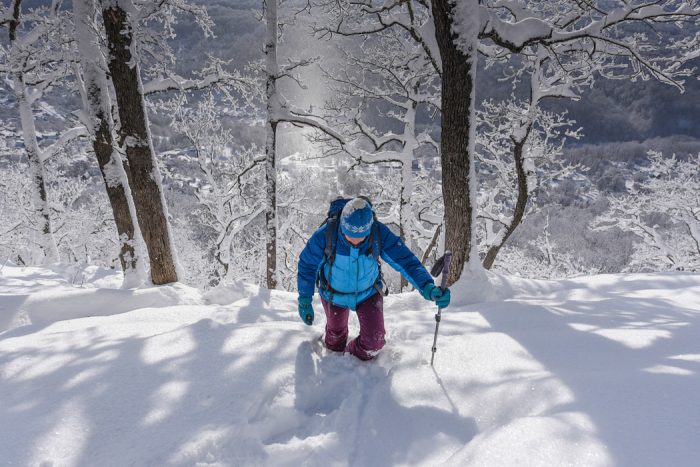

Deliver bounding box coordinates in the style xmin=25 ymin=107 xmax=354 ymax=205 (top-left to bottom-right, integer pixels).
xmin=439 ymin=251 xmax=452 ymax=292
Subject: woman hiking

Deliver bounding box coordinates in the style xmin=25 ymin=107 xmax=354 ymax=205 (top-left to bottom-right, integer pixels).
xmin=297 ymin=197 xmax=451 ymax=360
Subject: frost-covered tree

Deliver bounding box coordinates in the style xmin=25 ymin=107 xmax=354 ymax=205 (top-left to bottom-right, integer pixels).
xmin=168 ymin=92 xmax=266 ymax=286
xmin=87 ymin=0 xmax=259 ymax=286
xmin=0 ymin=160 xmax=33 ymax=265
xmin=1 ymin=0 xmax=86 ymax=264
xmin=48 ymin=156 xmax=120 ymax=269
xmin=262 ymin=0 xmax=345 ymax=289
xmin=320 ymin=27 xmax=442 ymax=290
xmin=314 ymin=0 xmax=700 ymax=285
xmin=100 ymin=0 xmax=181 ymax=284
xmin=99 ymin=0 xmax=216 ymax=284
xmin=495 ymin=214 xmax=601 ymax=279
xmin=275 ymin=166 xmax=332 ymax=291
xmin=0 ymin=145 xmax=135 ymax=273
xmin=473 ymin=0 xmax=699 ymax=277
xmin=592 ymin=151 xmax=700 ymax=272
xmin=477 ymin=42 xmax=590 ymax=270
xmin=73 ymin=0 xmax=143 ymax=284
xmin=642 ymin=152 xmax=700 ymax=263
xmin=476 ymin=101 xmax=582 ymax=270
xmin=431 ymin=0 xmax=481 ymax=284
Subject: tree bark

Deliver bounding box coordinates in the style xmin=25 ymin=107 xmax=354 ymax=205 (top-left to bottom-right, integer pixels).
xmin=92 ymin=104 xmax=140 ymax=273
xmin=431 ymin=0 xmax=478 ymax=285
xmin=265 ymin=120 xmax=278 ymax=289
xmin=74 ymin=0 xmax=140 ymax=277
xmin=483 ymin=135 xmax=530 ymax=269
xmin=399 ymin=162 xmax=412 ymax=291
xmin=102 ymin=3 xmax=178 ymax=285
xmin=421 ymin=223 xmax=442 ymax=265
xmin=264 ymin=0 xmax=279 ymax=289
xmin=8 ymin=0 xmax=59 ymax=264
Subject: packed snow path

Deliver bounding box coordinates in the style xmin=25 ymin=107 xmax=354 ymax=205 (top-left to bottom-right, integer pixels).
xmin=1 ymin=266 xmax=699 ymax=466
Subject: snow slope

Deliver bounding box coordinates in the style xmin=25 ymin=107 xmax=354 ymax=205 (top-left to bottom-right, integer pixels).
xmin=1 ymin=265 xmax=699 ymax=466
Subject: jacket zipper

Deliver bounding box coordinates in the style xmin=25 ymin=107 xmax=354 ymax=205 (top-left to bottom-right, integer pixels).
xmin=354 ymin=249 xmax=359 ymax=308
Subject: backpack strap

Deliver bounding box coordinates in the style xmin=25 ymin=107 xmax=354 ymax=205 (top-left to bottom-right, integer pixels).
xmin=366 ymin=216 xmax=388 ymax=296
xmin=326 ymin=216 xmax=340 ymax=304
xmin=316 ymin=213 xmax=340 ymax=304
xmin=365 ymin=211 xmax=381 ymax=259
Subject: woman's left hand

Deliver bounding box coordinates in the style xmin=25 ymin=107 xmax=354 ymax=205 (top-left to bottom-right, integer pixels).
xmin=422 ymin=283 xmax=451 ymax=308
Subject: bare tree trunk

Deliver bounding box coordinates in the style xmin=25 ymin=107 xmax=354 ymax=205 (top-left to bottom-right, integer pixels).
xmin=102 ymin=3 xmax=178 ymax=285
xmin=265 ymin=122 xmax=277 ymax=289
xmin=483 ymin=135 xmax=531 ymax=269
xmin=431 ymin=0 xmax=478 ymax=286
xmin=74 ymin=0 xmax=140 ymax=278
xmin=265 ymin=121 xmax=278 ymax=289
xmin=421 ymin=223 xmax=443 ymax=265
xmin=264 ymin=0 xmax=279 ymax=289
xmin=16 ymin=79 xmax=59 ymax=263
xmin=399 ymin=162 xmax=411 ymax=291
xmin=92 ymin=102 xmax=140 ymax=273
xmin=8 ymin=0 xmax=58 ymax=264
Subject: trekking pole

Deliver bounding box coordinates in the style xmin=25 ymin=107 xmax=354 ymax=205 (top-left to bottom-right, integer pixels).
xmin=430 ymin=250 xmax=452 ymax=367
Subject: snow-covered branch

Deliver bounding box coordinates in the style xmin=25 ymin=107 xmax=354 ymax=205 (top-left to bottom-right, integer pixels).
xmin=142 ymin=67 xmax=257 ymax=96
xmin=476 ymin=0 xmax=700 ymax=91
xmin=312 ymin=0 xmax=442 ymax=76
xmin=40 ymin=126 xmax=89 ymax=163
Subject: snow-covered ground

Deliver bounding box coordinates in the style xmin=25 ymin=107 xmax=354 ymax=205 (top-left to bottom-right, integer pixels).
xmin=1 ymin=265 xmax=699 ymax=466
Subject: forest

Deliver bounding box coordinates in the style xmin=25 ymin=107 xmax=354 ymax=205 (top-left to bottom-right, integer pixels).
xmin=2 ymin=2 xmax=700 ymax=466
xmin=1 ymin=0 xmax=699 ymax=290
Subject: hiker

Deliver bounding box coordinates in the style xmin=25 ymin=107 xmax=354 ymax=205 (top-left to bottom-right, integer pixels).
xmin=297 ymin=197 xmax=451 ymax=360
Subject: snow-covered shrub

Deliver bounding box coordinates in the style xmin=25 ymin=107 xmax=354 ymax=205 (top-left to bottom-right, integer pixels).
xmin=592 ymin=151 xmax=700 ymax=272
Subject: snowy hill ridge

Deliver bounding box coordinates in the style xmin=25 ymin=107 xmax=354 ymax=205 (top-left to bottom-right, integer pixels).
xmin=1 ymin=266 xmax=699 ymax=466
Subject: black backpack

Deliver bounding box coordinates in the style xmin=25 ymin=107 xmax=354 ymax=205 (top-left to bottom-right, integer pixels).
xmin=315 ymin=197 xmax=388 ymax=299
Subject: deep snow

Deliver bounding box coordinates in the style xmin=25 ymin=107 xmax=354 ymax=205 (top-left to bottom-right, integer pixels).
xmin=1 ymin=265 xmax=699 ymax=466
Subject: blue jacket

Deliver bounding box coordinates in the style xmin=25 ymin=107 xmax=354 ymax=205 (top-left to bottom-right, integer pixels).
xmin=297 ymin=221 xmax=434 ymax=310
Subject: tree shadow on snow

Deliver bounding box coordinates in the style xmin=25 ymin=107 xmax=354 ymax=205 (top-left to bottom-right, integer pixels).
xmin=0 ymin=313 xmax=304 ymax=466
xmin=479 ymin=283 xmax=700 ymax=467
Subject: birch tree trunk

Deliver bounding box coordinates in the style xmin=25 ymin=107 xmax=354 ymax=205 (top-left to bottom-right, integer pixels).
xmin=398 ymin=101 xmax=418 ymax=292
xmin=7 ymin=0 xmax=59 ymax=264
xmin=431 ymin=0 xmax=479 ymax=286
xmin=74 ymin=0 xmax=141 ymax=281
xmin=102 ymin=2 xmax=178 ymax=285
xmin=14 ymin=76 xmax=59 ymax=263
xmin=264 ymin=0 xmax=279 ymax=289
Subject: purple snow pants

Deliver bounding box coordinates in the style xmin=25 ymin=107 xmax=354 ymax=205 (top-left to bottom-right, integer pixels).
xmin=321 ymin=292 xmax=385 ymax=361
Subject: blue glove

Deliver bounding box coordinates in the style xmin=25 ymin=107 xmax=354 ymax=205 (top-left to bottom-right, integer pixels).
xmin=298 ymin=296 xmax=314 ymax=325
xmin=422 ymin=283 xmax=451 ymax=309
